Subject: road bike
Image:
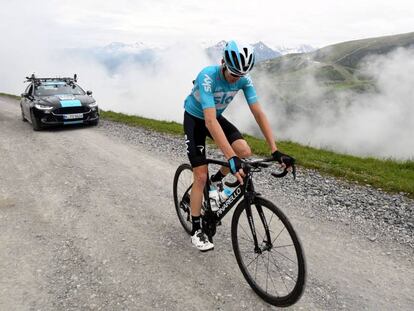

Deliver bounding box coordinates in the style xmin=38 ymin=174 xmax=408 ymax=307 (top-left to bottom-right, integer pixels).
xmin=173 ymin=157 xmax=306 ymax=307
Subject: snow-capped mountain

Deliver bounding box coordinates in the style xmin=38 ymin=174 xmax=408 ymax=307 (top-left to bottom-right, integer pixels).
xmin=205 ymin=41 xmax=314 ymax=62
xmin=273 ymin=44 xmax=316 ymax=55
xmin=71 ymin=41 xmax=315 ymax=74
xmin=206 ymin=40 xmax=282 ymax=62
xmin=251 ymin=41 xmax=282 ymax=61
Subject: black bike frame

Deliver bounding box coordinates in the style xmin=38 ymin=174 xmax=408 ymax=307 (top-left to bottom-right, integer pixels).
xmin=202 ymin=158 xmax=275 ymax=251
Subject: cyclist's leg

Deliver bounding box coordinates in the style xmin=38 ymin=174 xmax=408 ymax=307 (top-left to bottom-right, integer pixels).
xmin=184 ymin=112 xmax=209 ymax=218
xmin=183 ymin=112 xmax=214 ymax=250
xmin=210 ymin=116 xmax=252 ymax=176
xmin=190 ymin=164 xmax=208 ymax=218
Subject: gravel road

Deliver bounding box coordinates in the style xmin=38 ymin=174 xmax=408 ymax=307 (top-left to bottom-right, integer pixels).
xmin=0 ymin=95 xmax=413 ymax=310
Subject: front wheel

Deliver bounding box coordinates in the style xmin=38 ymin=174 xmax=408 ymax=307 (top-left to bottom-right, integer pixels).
xmin=231 ymin=197 xmax=306 ymax=307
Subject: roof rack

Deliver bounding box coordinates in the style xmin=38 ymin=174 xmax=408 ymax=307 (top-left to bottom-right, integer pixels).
xmin=25 ymin=73 xmax=78 ymax=86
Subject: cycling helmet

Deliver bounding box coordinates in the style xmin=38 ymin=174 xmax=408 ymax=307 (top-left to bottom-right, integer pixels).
xmin=223 ymin=40 xmax=255 ymax=77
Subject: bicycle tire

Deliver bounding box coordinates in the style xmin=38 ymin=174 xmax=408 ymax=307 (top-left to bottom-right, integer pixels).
xmin=231 ymin=196 xmax=306 ymax=307
xmin=173 ymin=163 xmax=193 ymax=235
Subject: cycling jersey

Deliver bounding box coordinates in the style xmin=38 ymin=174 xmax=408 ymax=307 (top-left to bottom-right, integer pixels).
xmin=184 ymin=65 xmax=258 ymax=119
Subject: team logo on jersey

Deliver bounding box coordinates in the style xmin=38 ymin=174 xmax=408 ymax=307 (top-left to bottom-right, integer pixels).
xmin=202 ymin=74 xmax=213 ymax=92
xmin=245 ymin=74 xmax=254 ymax=87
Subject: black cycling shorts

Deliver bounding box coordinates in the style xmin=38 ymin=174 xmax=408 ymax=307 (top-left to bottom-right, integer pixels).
xmin=183 ymin=111 xmax=243 ymax=167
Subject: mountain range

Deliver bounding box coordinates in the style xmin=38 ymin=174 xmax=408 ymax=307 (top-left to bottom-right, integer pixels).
xmin=75 ymin=41 xmax=314 ymax=72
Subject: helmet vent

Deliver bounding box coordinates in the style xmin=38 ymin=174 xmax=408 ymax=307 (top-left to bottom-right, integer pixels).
xmin=231 ymin=51 xmax=240 ymax=70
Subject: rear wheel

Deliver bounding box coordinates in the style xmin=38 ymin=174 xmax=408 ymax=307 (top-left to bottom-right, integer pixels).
xmin=173 ymin=163 xmax=194 ymax=234
xmin=30 ymin=109 xmax=42 ymax=131
xmin=231 ymin=197 xmax=306 ymax=307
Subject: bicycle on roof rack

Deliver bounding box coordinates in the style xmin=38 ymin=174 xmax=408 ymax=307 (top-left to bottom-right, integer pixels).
xmin=173 ymin=157 xmax=306 ymax=307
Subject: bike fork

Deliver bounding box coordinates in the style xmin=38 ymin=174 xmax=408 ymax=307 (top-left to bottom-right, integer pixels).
xmin=245 ymin=198 xmax=261 ymax=254
xmin=256 ymin=204 xmax=272 ymax=250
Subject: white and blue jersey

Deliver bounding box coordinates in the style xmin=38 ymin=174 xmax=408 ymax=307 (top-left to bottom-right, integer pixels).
xmin=184 ymin=65 xmax=258 ymax=119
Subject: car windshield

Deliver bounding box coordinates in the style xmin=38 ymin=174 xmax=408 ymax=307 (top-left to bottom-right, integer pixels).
xmin=34 ymin=82 xmax=85 ymax=96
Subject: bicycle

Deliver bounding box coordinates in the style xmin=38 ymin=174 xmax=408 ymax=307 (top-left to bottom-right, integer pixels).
xmin=173 ymin=157 xmax=306 ymax=307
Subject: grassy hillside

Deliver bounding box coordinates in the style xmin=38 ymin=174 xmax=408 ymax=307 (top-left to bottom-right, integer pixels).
xmin=312 ymin=32 xmax=414 ymax=68
xmin=256 ymin=32 xmax=414 ymax=90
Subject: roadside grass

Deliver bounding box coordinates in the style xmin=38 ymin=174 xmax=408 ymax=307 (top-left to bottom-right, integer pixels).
xmin=101 ymin=110 xmax=414 ymax=198
xmin=1 ymin=93 xmax=411 ymax=198
xmin=0 ymin=93 xmax=20 ymax=100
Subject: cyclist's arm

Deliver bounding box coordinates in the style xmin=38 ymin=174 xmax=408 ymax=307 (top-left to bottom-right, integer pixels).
xmin=204 ymin=108 xmax=237 ymax=160
xmin=249 ymin=102 xmax=278 ymax=153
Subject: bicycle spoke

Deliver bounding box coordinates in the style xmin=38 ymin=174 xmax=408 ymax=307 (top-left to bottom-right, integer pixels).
xmin=273 ymin=249 xmax=297 ymax=265
xmin=268 ymin=252 xmax=291 ymax=293
xmin=239 ymin=223 xmax=254 ymax=243
xmin=269 ymin=251 xmax=297 ymax=282
xmin=266 ymin=251 xmax=269 ymax=293
xmin=271 ymin=227 xmax=286 ymax=245
xmin=254 ymin=252 xmax=259 ymax=282
xmin=267 ymin=211 xmax=276 ymax=227
xmin=246 ymin=253 xmax=261 ymax=268
xmin=260 ymin=253 xmax=280 ymax=297
xmin=238 ymin=235 xmax=254 ymax=244
xmin=266 ymin=251 xmax=280 ymax=297
xmin=273 ymin=244 xmax=294 ymax=249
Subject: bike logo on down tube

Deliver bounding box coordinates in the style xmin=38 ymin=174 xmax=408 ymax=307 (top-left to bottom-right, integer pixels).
xmin=216 ymin=187 xmax=242 ymax=216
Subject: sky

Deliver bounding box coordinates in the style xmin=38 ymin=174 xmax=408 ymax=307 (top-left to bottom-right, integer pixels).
xmin=1 ymin=0 xmax=413 ymax=49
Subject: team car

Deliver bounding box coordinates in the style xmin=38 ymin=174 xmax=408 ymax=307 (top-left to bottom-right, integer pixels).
xmin=20 ymin=74 xmax=99 ymax=130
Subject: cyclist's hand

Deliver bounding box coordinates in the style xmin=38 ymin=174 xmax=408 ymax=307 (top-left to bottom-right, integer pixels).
xmin=272 ymin=150 xmax=295 ymax=170
xmin=228 ymin=156 xmax=245 ymax=185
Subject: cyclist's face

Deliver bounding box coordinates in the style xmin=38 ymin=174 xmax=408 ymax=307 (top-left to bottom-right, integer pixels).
xmin=224 ymin=68 xmax=242 ymax=83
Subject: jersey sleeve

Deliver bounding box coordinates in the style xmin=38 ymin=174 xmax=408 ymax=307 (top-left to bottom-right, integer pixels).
xmin=195 ymin=70 xmax=216 ymax=110
xmin=242 ymin=75 xmax=258 ymax=105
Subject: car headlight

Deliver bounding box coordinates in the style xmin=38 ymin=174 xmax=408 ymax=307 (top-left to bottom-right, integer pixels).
xmin=88 ymin=102 xmax=98 ymax=108
xmin=34 ymin=103 xmax=54 ymax=110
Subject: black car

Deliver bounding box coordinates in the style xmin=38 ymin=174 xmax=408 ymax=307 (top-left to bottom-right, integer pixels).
xmin=20 ymin=74 xmax=99 ymax=130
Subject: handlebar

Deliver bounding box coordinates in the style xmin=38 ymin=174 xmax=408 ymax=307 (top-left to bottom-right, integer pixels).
xmin=205 ymin=157 xmax=296 ymax=180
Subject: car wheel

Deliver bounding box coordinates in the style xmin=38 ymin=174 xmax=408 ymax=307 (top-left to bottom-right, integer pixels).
xmin=90 ymin=119 xmax=99 ymax=126
xmin=21 ymin=106 xmax=27 ymax=122
xmin=30 ymin=109 xmax=42 ymax=131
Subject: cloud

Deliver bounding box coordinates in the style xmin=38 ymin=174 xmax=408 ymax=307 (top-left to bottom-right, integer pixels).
xmin=238 ymin=47 xmax=414 ymax=160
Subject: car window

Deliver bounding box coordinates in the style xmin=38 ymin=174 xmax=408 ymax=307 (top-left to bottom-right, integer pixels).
xmin=34 ymin=82 xmax=86 ymax=96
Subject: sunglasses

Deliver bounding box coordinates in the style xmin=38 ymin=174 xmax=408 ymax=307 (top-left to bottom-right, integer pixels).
xmin=229 ymin=72 xmax=242 ymax=78
xmin=223 ymin=64 xmax=244 ymax=78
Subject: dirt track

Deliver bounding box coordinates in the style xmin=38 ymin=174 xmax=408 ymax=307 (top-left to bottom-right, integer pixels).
xmin=0 ymin=96 xmax=413 ymax=310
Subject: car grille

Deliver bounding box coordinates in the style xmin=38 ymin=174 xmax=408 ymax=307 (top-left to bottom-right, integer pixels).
xmin=53 ymin=106 xmax=90 ymax=115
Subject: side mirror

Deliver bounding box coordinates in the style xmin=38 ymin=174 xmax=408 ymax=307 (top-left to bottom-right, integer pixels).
xmin=21 ymin=92 xmax=28 ymax=98
xmin=86 ymin=90 xmax=93 ymax=96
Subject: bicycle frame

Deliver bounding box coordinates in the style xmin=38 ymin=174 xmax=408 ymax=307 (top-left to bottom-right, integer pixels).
xmin=203 ymin=163 xmax=272 ymax=253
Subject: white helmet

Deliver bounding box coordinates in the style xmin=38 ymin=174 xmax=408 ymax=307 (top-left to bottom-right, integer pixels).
xmin=223 ymin=40 xmax=255 ymax=76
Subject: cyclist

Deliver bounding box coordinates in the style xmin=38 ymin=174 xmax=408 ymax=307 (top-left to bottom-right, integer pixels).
xmin=183 ymin=40 xmax=295 ymax=251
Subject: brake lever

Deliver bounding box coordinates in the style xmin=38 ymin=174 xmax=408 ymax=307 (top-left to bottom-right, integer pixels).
xmin=271 ymin=164 xmax=296 ymax=180
xmin=271 ymin=169 xmax=288 ymax=178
